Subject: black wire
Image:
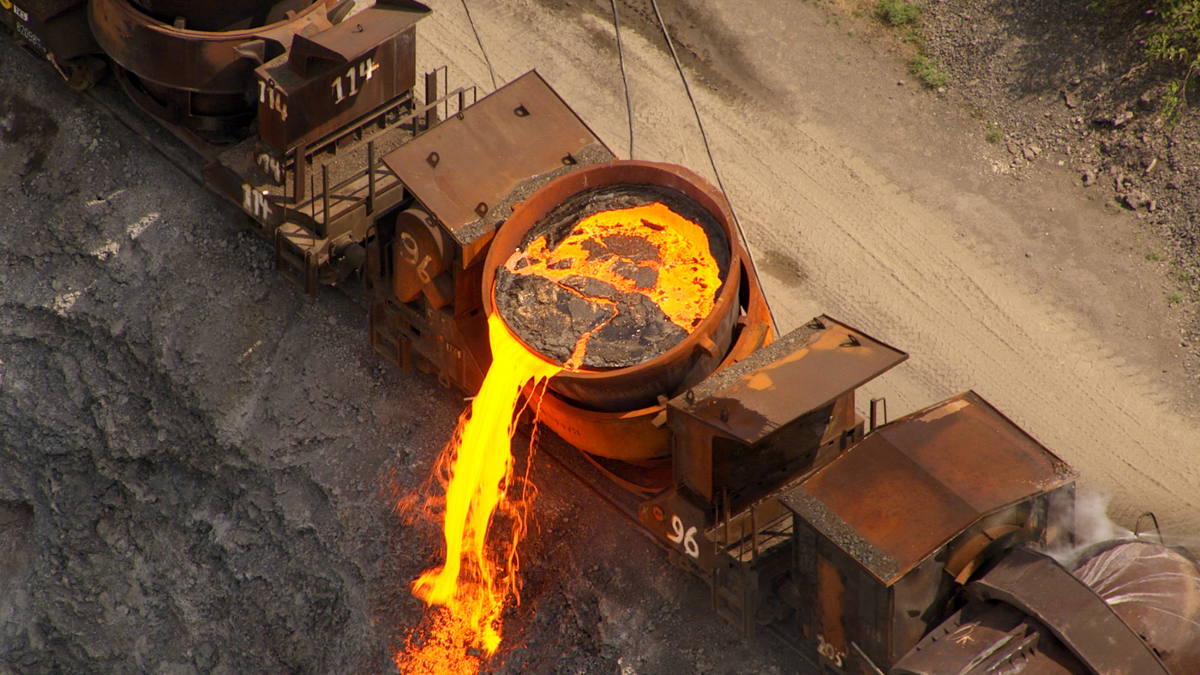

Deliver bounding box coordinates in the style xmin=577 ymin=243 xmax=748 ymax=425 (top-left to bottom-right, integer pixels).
xmin=610 ymin=0 xmax=634 ymax=159
xmin=648 ymin=0 xmax=727 ymax=211
xmin=461 ymin=0 xmax=498 ymax=92
xmin=648 ymin=0 xmax=772 ymax=322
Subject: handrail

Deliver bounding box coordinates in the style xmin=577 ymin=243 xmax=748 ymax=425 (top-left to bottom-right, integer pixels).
xmin=304 ymin=85 xmax=479 ymax=225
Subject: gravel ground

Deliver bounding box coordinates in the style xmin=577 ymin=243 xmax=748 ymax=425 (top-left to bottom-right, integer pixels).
xmin=921 ymin=0 xmax=1200 ymax=344
xmin=0 ymin=40 xmax=463 ymax=673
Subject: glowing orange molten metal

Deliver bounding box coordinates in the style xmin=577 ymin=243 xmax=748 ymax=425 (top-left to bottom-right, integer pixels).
xmin=399 ymin=202 xmax=719 ymax=672
xmin=398 ymin=314 xmax=561 ymax=673
xmin=505 ymin=202 xmax=722 ymax=367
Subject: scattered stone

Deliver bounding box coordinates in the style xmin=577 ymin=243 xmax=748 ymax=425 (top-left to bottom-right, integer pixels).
xmin=194 ymin=642 xmax=218 ymax=674
xmin=1112 ymin=170 xmax=1127 ymax=191
xmin=1023 ymin=146 xmax=1037 ymax=161
xmin=1081 ymin=166 xmax=1097 ymax=187
xmin=1093 ymin=110 xmax=1134 ymax=127
xmin=1063 ymin=90 xmax=1078 ymax=109
xmin=1121 ymin=191 xmax=1155 ymax=211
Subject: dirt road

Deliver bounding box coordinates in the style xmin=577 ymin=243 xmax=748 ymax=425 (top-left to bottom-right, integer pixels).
xmin=3 ymin=0 xmax=1198 ymax=673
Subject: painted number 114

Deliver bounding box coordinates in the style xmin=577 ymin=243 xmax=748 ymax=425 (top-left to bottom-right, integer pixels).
xmin=331 ymin=58 xmax=380 ymax=104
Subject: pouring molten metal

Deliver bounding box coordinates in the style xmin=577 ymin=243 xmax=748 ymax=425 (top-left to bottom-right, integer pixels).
xmin=397 ymin=314 xmax=559 ymax=674
xmin=398 ymin=201 xmax=721 ymax=673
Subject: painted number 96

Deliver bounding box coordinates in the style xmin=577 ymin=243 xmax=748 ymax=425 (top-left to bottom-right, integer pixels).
xmin=399 ymin=231 xmax=434 ymax=284
xmin=667 ymin=515 xmax=700 ymax=559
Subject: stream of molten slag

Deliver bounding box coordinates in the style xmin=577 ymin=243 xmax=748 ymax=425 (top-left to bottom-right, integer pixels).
xmin=397 ymin=202 xmax=720 ymax=673
xmin=397 ymin=313 xmax=561 ymax=674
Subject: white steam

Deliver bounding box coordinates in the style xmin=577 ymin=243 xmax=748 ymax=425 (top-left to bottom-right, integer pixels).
xmin=1046 ymin=483 xmax=1132 ymax=567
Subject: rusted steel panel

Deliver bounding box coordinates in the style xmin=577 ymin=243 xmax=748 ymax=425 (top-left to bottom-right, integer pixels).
xmin=1072 ymin=540 xmax=1200 ymax=675
xmin=381 ymin=71 xmax=613 ymax=257
xmin=533 ymin=392 xmax=671 ymax=461
xmin=89 ymin=0 xmax=340 ymax=135
xmin=782 ymin=392 xmax=1075 ymax=584
xmin=971 ymin=547 xmax=1171 ymax=675
xmin=666 ymin=315 xmax=896 ymax=506
xmin=255 ymin=2 xmax=426 ymax=155
xmin=670 ymin=315 xmax=907 ymax=444
xmin=6 ymin=0 xmax=99 ymax=61
xmin=639 ymin=488 xmax=714 ymax=570
xmin=202 ymin=161 xmax=287 ymax=229
xmin=817 ymin=554 xmax=848 ymax=667
xmin=891 ymin=602 xmax=1090 ymax=675
xmin=89 ymin=0 xmax=332 ymax=94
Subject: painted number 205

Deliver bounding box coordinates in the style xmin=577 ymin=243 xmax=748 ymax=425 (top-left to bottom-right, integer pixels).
xmin=667 ymin=515 xmax=700 ymax=559
xmin=817 ymin=635 xmax=845 ymax=668
xmin=331 ymin=58 xmax=380 ymax=104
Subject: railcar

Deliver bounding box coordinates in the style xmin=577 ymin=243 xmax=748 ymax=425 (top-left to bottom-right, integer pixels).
xmin=5 ymin=3 xmax=1197 ymax=673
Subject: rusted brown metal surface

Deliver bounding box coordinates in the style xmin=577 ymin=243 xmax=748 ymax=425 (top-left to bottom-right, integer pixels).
xmin=367 ymin=71 xmax=613 ymax=392
xmin=891 ymin=601 xmax=1091 ymax=675
xmin=786 ymin=391 xmax=1075 ymax=585
xmin=3 ymin=0 xmax=103 ymax=87
xmin=675 ymin=315 xmax=907 ymax=447
xmin=777 ymin=392 xmax=1077 ymax=671
xmin=669 ymin=315 xmax=907 ymax=507
xmin=963 ymin=547 xmax=1172 ymax=675
xmin=88 ymin=0 xmax=333 ymax=136
xmin=893 ymin=541 xmax=1197 ymax=675
xmin=482 ymin=160 xmax=743 ymax=413
xmin=383 ymin=70 xmax=614 ymax=266
xmin=1071 ymin=540 xmax=1200 ymax=675
xmin=254 ymin=0 xmax=427 ymax=157
xmin=391 ymin=207 xmax=452 ymax=304
xmin=204 ymin=67 xmax=462 ymax=295
xmin=627 ymin=315 xmax=902 ymax=645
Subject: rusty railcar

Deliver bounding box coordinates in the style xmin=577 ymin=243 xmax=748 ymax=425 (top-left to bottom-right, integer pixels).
xmin=5 ymin=3 xmax=1199 ymax=675
xmin=776 ymin=393 xmax=1076 ymax=672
